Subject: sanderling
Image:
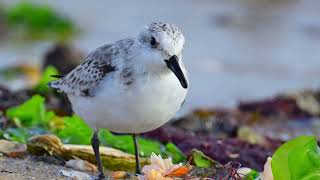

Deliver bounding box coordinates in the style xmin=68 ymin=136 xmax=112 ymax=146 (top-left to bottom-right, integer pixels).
xmin=49 ymin=22 xmax=188 ymax=178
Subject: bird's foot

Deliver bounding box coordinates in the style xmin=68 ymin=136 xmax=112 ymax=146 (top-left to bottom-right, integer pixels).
xmin=135 ymin=168 xmax=141 ymax=176
xmin=97 ymin=172 xmax=105 ymax=180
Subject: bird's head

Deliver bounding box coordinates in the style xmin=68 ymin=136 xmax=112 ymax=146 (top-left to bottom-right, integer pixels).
xmin=138 ymin=22 xmax=188 ymax=89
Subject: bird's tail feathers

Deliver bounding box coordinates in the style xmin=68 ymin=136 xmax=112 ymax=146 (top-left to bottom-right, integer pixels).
xmin=48 ymin=74 xmax=64 ymax=90
xmin=48 ymin=80 xmax=61 ymax=89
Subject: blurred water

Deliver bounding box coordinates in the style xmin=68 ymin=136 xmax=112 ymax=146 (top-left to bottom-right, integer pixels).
xmin=1 ymin=0 xmax=320 ymax=115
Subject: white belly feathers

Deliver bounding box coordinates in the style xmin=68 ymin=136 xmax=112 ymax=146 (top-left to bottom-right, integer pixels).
xmin=68 ymin=71 xmax=187 ymax=133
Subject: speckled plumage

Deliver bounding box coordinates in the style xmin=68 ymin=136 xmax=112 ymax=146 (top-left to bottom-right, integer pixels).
xmin=49 ymin=22 xmax=188 ymax=133
xmin=147 ymin=22 xmax=183 ymax=41
xmin=49 ymin=40 xmax=135 ymax=96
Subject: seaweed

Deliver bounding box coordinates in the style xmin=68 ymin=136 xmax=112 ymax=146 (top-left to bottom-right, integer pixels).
xmin=5 ymin=2 xmax=78 ymax=41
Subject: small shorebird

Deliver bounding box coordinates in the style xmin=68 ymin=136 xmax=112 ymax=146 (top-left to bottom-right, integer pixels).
xmin=49 ymin=22 xmax=188 ymax=179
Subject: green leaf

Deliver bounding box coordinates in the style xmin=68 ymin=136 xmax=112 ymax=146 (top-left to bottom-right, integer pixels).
xmin=244 ymin=170 xmax=259 ymax=180
xmin=55 ymin=115 xmax=93 ymax=145
xmin=44 ymin=111 xmax=56 ymax=124
xmin=52 ymin=115 xmax=185 ymax=161
xmin=53 ymin=115 xmax=162 ymax=155
xmin=165 ymin=142 xmax=186 ymax=163
xmin=6 ymin=95 xmax=46 ymax=127
xmin=34 ymin=66 xmax=59 ymax=94
xmin=5 ymin=2 xmax=77 ymax=40
xmin=99 ymin=129 xmax=162 ymax=157
xmin=272 ymin=136 xmax=320 ymax=180
xmin=191 ymin=149 xmax=215 ymax=168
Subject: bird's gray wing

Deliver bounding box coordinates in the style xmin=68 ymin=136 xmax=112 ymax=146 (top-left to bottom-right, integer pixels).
xmin=48 ymin=44 xmax=117 ymax=96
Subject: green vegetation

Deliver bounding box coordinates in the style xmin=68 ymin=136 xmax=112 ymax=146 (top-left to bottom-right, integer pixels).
xmin=272 ymin=136 xmax=320 ymax=180
xmin=244 ymin=170 xmax=259 ymax=180
xmin=2 ymin=92 xmax=186 ymax=163
xmin=4 ymin=90 xmax=319 ymax=176
xmin=165 ymin=142 xmax=186 ymax=163
xmin=3 ymin=64 xmax=319 ymax=175
xmin=6 ymin=95 xmax=46 ymax=127
xmin=99 ymin=129 xmax=163 ymax=157
xmin=4 ymin=2 xmax=77 ymax=40
xmin=54 ymin=115 xmax=93 ymax=145
xmin=191 ymin=149 xmax=215 ymax=168
xmin=34 ymin=66 xmax=59 ymax=94
xmin=54 ymin=115 xmax=186 ymax=163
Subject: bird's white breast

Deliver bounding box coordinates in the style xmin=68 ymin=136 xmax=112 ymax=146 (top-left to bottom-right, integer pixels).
xmin=68 ymin=63 xmax=188 ymax=133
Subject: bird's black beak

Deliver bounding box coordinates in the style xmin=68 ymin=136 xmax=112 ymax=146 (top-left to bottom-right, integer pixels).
xmin=165 ymin=55 xmax=188 ymax=89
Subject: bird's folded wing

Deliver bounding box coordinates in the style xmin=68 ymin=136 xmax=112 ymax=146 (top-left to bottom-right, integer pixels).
xmin=48 ymin=44 xmax=117 ymax=96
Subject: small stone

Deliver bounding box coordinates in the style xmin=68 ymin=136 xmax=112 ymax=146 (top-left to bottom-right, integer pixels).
xmin=111 ymin=171 xmax=131 ymax=179
xmin=58 ymin=169 xmax=93 ymax=180
xmin=0 ymin=140 xmax=27 ymax=158
xmin=66 ymin=159 xmax=97 ymax=172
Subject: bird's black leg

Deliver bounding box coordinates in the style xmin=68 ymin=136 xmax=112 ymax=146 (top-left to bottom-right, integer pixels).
xmin=91 ymin=130 xmax=105 ymax=179
xmin=132 ymin=133 xmax=141 ymax=174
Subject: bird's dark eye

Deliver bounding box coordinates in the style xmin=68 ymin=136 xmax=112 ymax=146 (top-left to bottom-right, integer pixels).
xmin=150 ymin=37 xmax=158 ymax=48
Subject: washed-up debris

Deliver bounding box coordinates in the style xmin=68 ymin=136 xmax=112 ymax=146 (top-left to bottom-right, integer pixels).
xmin=0 ymin=62 xmax=319 ymax=179
xmin=27 ymin=134 xmax=149 ymax=172
xmin=43 ymin=44 xmax=84 ymax=75
xmin=167 ymin=89 xmax=320 ymax=156
xmin=173 ymin=108 xmax=238 ymax=138
xmin=0 ymin=64 xmax=41 ymax=91
xmin=0 ymin=67 xmax=72 ymax=116
xmin=236 ymin=167 xmax=253 ymax=178
xmin=138 ymin=153 xmax=192 ymax=180
xmin=173 ymin=90 xmax=320 ymax=141
xmin=66 ymin=159 xmax=97 ymax=172
xmin=0 ymin=86 xmax=32 ymax=111
xmin=262 ymin=157 xmax=273 ymax=180
xmin=190 ymin=149 xmax=216 ymax=168
xmin=249 ymin=118 xmax=320 ymax=141
xmin=286 ymin=89 xmax=320 ymax=116
xmin=33 ymin=154 xmax=65 ymax=166
xmin=164 ymin=165 xmax=192 ymax=178
xmin=2 ymin=94 xmax=185 ymax=163
xmin=27 ymin=134 xmax=64 ymax=155
xmin=111 ymin=171 xmax=133 ymax=179
xmin=63 ymin=144 xmax=150 ymax=172
xmin=58 ymin=169 xmax=93 ymax=180
xmin=137 ymin=149 xmax=248 ymax=179
xmin=237 ymin=126 xmax=267 ymax=146
xmin=144 ymin=125 xmax=273 ymax=171
xmin=0 ymin=139 xmax=27 ymax=157
xmin=238 ymin=96 xmax=311 ymax=120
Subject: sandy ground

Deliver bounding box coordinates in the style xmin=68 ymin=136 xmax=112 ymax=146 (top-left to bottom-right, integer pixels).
xmin=0 ymin=155 xmax=95 ymax=180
